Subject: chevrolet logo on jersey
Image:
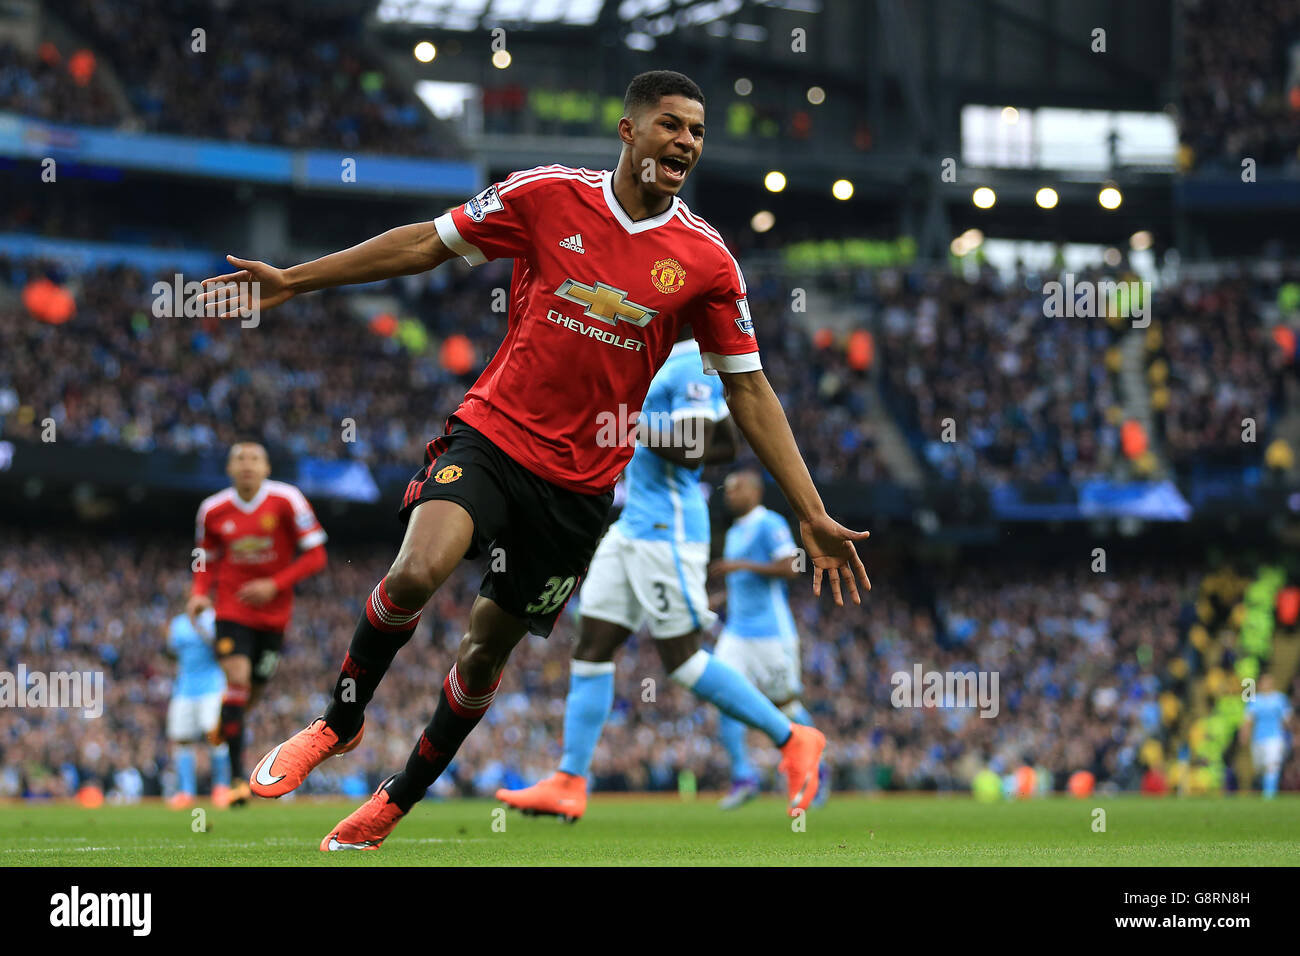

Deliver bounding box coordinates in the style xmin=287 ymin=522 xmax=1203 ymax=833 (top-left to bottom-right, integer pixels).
xmin=554 ymin=279 xmax=657 ymax=328
xmin=229 ymin=536 xmax=275 ymax=563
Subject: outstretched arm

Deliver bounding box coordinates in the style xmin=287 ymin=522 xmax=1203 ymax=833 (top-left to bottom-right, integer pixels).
xmin=709 ymin=553 xmax=802 ymax=580
xmin=201 ymin=221 xmax=457 ymax=318
xmin=718 ymin=368 xmax=871 ymax=605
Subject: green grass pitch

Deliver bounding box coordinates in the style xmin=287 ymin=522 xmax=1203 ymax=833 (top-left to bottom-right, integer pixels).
xmin=1 ymin=794 xmax=1296 ymax=866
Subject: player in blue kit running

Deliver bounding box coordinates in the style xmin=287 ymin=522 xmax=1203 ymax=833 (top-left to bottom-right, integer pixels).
xmin=1239 ymin=673 xmax=1293 ymax=799
xmin=496 ymin=327 xmax=827 ymax=820
xmin=708 ymin=469 xmax=823 ymax=809
xmin=164 ymin=607 xmax=232 ymax=808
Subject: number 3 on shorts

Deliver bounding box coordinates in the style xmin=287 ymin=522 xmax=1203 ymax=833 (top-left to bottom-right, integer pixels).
xmin=525 ymin=575 xmax=577 ymax=615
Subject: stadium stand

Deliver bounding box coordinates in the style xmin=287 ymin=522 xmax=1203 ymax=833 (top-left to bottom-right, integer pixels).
xmin=11 ymin=531 xmax=1283 ymax=800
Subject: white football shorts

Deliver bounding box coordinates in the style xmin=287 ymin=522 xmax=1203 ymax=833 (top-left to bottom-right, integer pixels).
xmin=167 ymin=691 xmax=223 ymax=742
xmin=713 ymin=631 xmax=803 ymax=703
xmin=1252 ymin=737 xmax=1286 ymax=774
xmin=578 ymin=524 xmax=717 ymax=638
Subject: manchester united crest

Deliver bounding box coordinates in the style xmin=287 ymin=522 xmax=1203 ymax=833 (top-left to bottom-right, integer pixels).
xmin=651 ymin=258 xmax=686 ymax=295
xmin=435 ymin=464 xmax=463 ymax=484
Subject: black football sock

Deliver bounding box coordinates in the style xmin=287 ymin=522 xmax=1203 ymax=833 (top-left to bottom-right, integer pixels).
xmin=323 ymin=578 xmax=422 ymax=741
xmin=385 ymin=663 xmax=501 ymax=812
xmin=218 ymin=684 xmax=249 ymax=778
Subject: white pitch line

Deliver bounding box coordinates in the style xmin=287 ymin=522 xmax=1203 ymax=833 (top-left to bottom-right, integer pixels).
xmin=2 ymin=837 xmax=491 ymax=854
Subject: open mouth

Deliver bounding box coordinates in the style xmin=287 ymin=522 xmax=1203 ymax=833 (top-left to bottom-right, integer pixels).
xmin=659 ymin=155 xmax=689 ymax=183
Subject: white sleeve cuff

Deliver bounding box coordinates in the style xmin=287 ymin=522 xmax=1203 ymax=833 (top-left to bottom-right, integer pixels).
xmin=669 ymin=406 xmax=723 ymax=423
xmin=434 ymin=213 xmax=487 ymax=266
xmin=298 ymin=530 xmax=328 ymax=550
xmin=701 ymin=350 xmax=762 ymax=375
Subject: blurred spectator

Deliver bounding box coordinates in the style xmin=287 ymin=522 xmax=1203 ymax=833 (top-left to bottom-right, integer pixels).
xmin=0 ymin=530 xmax=1197 ymax=798
xmin=33 ymin=0 xmax=460 ymax=156
xmin=876 ymin=266 xmax=1123 ymax=484
xmin=1155 ymin=276 xmax=1291 ymax=469
xmin=0 ymin=256 xmax=891 ymax=482
xmin=1178 ymin=0 xmax=1300 ymax=171
xmin=0 ymin=42 xmax=119 ymax=126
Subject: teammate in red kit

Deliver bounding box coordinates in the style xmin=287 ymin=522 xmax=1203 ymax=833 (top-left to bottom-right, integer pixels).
xmin=201 ymin=70 xmax=870 ymax=850
xmin=187 ymin=441 xmax=328 ymax=805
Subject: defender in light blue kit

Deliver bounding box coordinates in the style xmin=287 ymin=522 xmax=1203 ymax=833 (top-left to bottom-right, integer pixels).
xmin=165 ymin=608 xmax=231 ymax=806
xmin=709 ymin=469 xmax=823 ymax=809
xmin=1240 ymin=673 xmax=1293 ymax=799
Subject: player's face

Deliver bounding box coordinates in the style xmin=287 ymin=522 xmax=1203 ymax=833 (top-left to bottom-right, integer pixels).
xmin=227 ymin=444 xmax=270 ymax=491
xmin=629 ymin=95 xmax=705 ymax=198
xmin=723 ymin=474 xmax=759 ymax=514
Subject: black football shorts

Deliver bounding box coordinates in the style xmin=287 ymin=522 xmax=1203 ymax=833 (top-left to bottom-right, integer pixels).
xmin=214 ymin=620 xmax=285 ymax=686
xmin=399 ymin=417 xmax=613 ymax=637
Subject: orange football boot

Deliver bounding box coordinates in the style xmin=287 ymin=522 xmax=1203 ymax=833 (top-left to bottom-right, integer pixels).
xmin=167 ymin=792 xmax=195 ymax=810
xmin=320 ymin=778 xmax=406 ymax=852
xmin=495 ymin=771 xmax=587 ymax=822
xmin=778 ymin=724 xmax=825 ymax=816
xmin=250 ymin=717 xmax=364 ymax=798
xmin=211 ymin=783 xmax=232 ymax=807
xmin=225 ymin=780 xmax=252 ymax=807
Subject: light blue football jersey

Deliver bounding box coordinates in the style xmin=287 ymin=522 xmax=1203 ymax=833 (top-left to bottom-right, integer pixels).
xmin=615 ymin=339 xmax=729 ymax=544
xmin=168 ymin=610 xmax=225 ymax=698
xmin=722 ymin=504 xmax=799 ymax=641
xmin=1246 ymin=691 xmax=1291 ymax=743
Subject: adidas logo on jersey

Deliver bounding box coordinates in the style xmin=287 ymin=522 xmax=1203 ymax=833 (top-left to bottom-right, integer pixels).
xmin=559 ymin=233 xmax=585 ymax=254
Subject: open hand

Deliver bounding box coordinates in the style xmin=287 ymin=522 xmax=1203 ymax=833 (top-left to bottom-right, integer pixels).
xmin=200 ymin=255 xmax=296 ymax=318
xmin=798 ymin=513 xmax=871 ymax=606
xmin=236 ymin=578 xmax=279 ymax=607
xmin=186 ymin=593 xmax=212 ymax=627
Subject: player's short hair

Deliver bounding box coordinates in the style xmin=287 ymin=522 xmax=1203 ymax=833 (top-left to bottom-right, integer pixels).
xmin=623 ymin=70 xmax=705 ymax=117
xmin=228 ymin=440 xmax=269 ymax=460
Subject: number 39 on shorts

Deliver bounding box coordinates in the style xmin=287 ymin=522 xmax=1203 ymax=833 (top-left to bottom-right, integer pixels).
xmin=525 ymin=575 xmax=577 ymax=614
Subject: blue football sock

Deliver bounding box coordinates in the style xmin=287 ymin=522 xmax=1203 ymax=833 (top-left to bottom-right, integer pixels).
xmin=210 ymin=743 xmax=231 ymax=789
xmin=671 ymin=650 xmax=791 ymax=745
xmin=557 ymin=661 xmax=615 ymax=778
xmin=175 ymin=746 xmax=196 ymax=795
xmin=718 ymin=713 xmax=757 ymax=782
xmin=1263 ymin=769 xmax=1280 ymax=798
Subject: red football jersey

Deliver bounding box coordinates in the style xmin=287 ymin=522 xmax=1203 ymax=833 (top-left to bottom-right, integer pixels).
xmin=434 ymin=165 xmax=761 ymax=494
xmin=192 ymin=479 xmax=327 ymax=631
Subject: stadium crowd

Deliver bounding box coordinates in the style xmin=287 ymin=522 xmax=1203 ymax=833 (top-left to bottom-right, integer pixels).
xmin=0 ymin=42 xmax=119 ymax=127
xmin=4 ymin=255 xmax=1293 ymax=488
xmin=0 ymin=254 xmax=891 ymax=484
xmin=17 ymin=0 xmax=458 ymax=156
xmin=1155 ymin=275 xmax=1290 ymax=468
xmin=874 ymin=265 xmax=1294 ymax=484
xmin=1178 ymin=0 xmax=1300 ymax=171
xmin=1 ymin=530 xmax=1245 ymax=801
xmin=875 ymin=265 xmax=1125 ymax=484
